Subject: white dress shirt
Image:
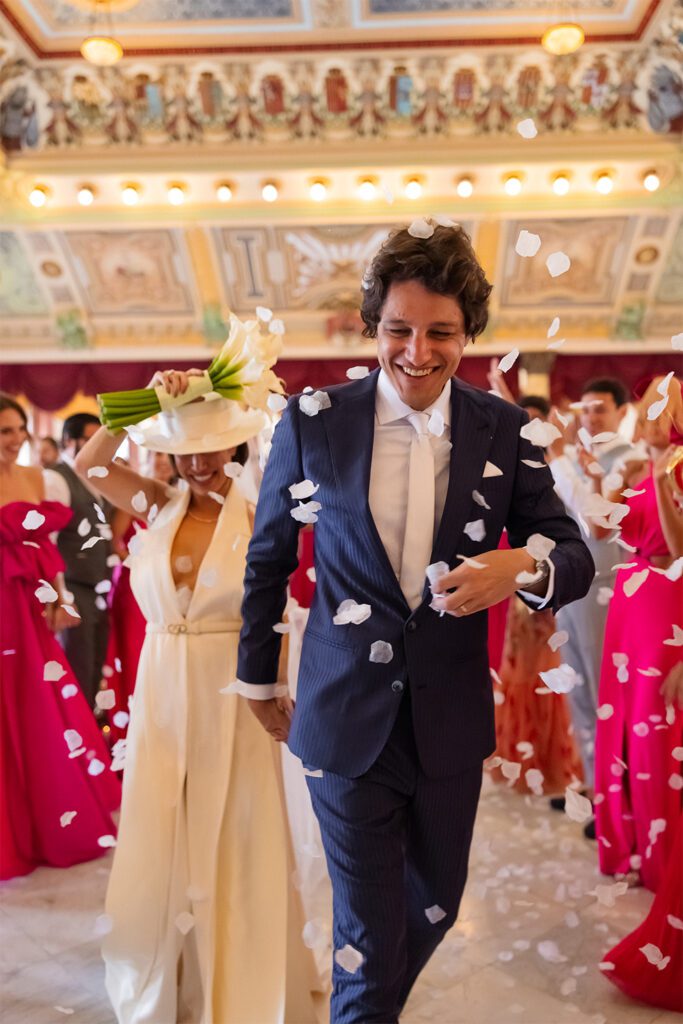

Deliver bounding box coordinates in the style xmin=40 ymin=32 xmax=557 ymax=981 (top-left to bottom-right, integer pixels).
xmin=369 ymin=370 xmax=453 ymax=583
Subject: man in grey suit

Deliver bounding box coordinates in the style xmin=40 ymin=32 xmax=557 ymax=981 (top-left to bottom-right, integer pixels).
xmin=53 ymin=413 xmax=112 ymax=707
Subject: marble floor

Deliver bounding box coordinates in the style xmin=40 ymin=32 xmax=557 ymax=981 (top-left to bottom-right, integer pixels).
xmin=0 ymin=776 xmax=679 ymax=1024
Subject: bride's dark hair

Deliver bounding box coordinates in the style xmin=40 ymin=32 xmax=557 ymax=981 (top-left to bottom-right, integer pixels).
xmin=0 ymin=392 xmax=29 ymax=430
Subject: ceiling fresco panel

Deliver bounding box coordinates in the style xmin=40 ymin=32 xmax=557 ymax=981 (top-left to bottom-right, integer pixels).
xmin=0 ymin=231 xmax=49 ymax=317
xmin=47 ymin=0 xmax=297 ymax=28
xmin=59 ymin=229 xmax=195 ymax=317
xmin=656 ymin=219 xmax=683 ymax=306
xmin=499 ymin=217 xmax=633 ymax=309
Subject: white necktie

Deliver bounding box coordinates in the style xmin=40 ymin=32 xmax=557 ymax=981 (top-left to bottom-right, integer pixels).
xmin=399 ymin=412 xmax=435 ymax=610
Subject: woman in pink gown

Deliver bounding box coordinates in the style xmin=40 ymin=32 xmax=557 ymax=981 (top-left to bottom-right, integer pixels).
xmin=0 ymin=393 xmax=120 ymax=880
xmin=594 ymin=377 xmax=683 ymax=892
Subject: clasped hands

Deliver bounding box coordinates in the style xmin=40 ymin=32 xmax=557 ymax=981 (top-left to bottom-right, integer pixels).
xmin=431 ymin=547 xmax=540 ymax=617
xmin=248 ymin=693 xmax=295 ymax=744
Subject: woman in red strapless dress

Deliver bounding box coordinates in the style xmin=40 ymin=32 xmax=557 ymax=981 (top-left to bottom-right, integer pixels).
xmin=0 ymin=394 xmax=120 ymax=880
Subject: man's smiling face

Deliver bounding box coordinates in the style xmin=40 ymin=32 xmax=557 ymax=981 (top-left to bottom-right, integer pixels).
xmin=376 ymin=279 xmax=469 ymax=411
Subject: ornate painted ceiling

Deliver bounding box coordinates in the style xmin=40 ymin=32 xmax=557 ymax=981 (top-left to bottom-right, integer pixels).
xmin=0 ymin=0 xmax=681 ymax=363
xmin=1 ymin=0 xmax=668 ymax=54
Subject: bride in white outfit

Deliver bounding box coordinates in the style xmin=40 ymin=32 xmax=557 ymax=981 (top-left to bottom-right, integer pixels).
xmin=76 ymin=368 xmax=323 ymax=1024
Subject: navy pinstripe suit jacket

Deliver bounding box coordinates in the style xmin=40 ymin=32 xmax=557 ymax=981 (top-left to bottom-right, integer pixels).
xmin=237 ymin=369 xmax=594 ymax=779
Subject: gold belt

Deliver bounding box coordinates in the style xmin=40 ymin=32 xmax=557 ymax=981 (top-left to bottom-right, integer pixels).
xmin=146 ymin=621 xmax=241 ymax=636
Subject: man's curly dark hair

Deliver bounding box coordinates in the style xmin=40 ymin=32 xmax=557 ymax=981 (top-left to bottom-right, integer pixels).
xmin=360 ymin=224 xmax=493 ymax=341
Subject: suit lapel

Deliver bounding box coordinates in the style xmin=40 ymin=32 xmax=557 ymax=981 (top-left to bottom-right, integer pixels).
xmin=429 ymin=378 xmax=498 ymax=571
xmin=323 ymin=369 xmax=408 ymax=607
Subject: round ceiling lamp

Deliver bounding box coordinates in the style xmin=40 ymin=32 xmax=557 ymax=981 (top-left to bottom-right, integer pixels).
xmin=80 ymin=1 xmax=124 ymax=66
xmin=541 ymin=22 xmax=585 ymax=55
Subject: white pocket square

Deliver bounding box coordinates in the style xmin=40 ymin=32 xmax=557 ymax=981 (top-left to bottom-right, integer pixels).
xmin=483 ymin=461 xmax=503 ymax=478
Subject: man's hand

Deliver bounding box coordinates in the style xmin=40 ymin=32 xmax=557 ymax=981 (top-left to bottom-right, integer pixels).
xmin=660 ymin=662 xmax=683 ymax=711
xmin=546 ymin=407 xmax=570 ymax=460
xmin=247 ymin=695 xmax=294 ymax=743
xmin=431 ymin=548 xmax=538 ymax=617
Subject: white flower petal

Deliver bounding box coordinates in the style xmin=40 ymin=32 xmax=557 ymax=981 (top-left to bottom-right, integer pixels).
xmin=408 ymin=217 xmax=435 ymax=239
xmin=498 ymin=348 xmax=520 ymax=374
xmin=520 ymin=419 xmax=562 ymax=448
xmin=97 ymin=834 xmax=117 ymax=848
xmin=425 ymin=905 xmax=447 ymax=924
xmin=35 ymin=579 xmax=58 ymax=604
xmin=267 ymin=392 xmax=288 ymax=413
xmin=546 ymin=251 xmax=571 ymax=277
xmin=515 ymin=232 xmax=541 ymax=258
xmin=60 ymin=811 xmax=77 ymax=827
xmin=464 ymin=519 xmax=486 ymax=542
xmin=175 ymin=911 xmax=195 ymax=935
xmin=289 ymin=479 xmax=319 ymax=500
xmin=369 ymin=641 xmax=394 ymax=664
xmin=623 ymin=568 xmax=649 ymax=597
xmin=547 ymin=316 xmax=560 ymax=338
xmin=61 ymin=683 xmax=78 ymax=699
xmin=333 ymin=599 xmax=372 ymax=626
xmin=346 ymin=365 xmax=370 ymax=380
xmin=88 ymin=758 xmax=105 ymax=776
xmin=23 ymin=510 xmax=46 ymax=530
xmin=548 ymin=630 xmax=568 ymax=652
xmin=517 ymin=118 xmax=538 ymax=139
xmin=223 ymin=461 xmax=244 ymax=479
xmin=483 ymin=461 xmax=503 ymax=478
xmin=95 ymin=689 xmax=116 ymax=710
xmin=537 ymin=940 xmax=568 ymax=964
xmin=672 ymin=333 xmax=683 ymax=351
xmin=540 ymin=665 xmax=582 ymax=694
xmin=44 ymin=660 xmax=66 ymax=682
xmin=335 ymin=944 xmax=364 ymax=974
xmin=472 ymin=490 xmax=491 ymax=510
xmin=564 ymin=787 xmax=593 ymax=823
xmin=87 ymin=466 xmax=109 ymax=479
xmin=526 ymin=534 xmax=556 ymax=561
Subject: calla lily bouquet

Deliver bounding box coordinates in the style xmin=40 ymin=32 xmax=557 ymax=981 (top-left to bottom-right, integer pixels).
xmin=98 ymin=310 xmax=286 ymax=434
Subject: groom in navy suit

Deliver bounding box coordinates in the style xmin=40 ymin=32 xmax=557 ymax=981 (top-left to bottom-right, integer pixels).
xmin=237 ymin=224 xmax=593 ymax=1021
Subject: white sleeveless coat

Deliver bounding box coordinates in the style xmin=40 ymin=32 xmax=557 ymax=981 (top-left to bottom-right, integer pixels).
xmin=103 ymin=481 xmax=321 ymax=1023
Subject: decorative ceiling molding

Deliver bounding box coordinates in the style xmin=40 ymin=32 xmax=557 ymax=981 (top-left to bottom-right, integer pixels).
xmin=0 ymin=0 xmax=665 ymax=57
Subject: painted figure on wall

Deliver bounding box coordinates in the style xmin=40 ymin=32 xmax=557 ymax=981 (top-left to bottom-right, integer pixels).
xmin=289 ymin=65 xmax=324 ymax=139
xmin=475 ymin=59 xmax=513 ymax=132
xmin=539 ymin=61 xmax=577 ymax=130
xmin=71 ymin=75 xmax=104 ymax=126
xmin=350 ymin=64 xmax=384 ymax=137
xmin=389 ymin=66 xmax=412 ymax=116
xmin=325 ymin=67 xmax=348 ymax=115
xmin=516 ymin=64 xmax=542 ymax=111
xmin=601 ymin=57 xmax=641 ymax=130
xmin=45 ymin=87 xmax=81 ymax=147
xmin=165 ymin=71 xmax=203 ymax=142
xmin=225 ymin=70 xmax=262 ymax=140
xmin=0 ymin=85 xmax=38 ymax=152
xmin=261 ymin=75 xmax=285 ymax=117
xmin=413 ymin=66 xmax=448 ymax=134
xmin=647 ymin=64 xmax=683 ymax=134
xmin=452 ymin=67 xmax=476 ymax=115
xmin=581 ymin=55 xmax=610 ymax=109
xmin=104 ymin=76 xmax=139 ymax=144
xmin=198 ymin=71 xmax=223 ymax=119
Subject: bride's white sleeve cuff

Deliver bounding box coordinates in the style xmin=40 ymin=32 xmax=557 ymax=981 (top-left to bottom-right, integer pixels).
xmin=221 ymin=679 xmax=287 ymax=699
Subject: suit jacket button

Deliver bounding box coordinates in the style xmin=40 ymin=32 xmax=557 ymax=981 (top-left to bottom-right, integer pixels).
xmin=407 ymin=621 xmax=417 ymax=632
xmin=391 ymin=680 xmax=404 ymax=694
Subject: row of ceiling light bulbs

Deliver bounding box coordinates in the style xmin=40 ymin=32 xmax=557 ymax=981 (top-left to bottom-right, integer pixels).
xmin=28 ymin=168 xmax=661 ymax=208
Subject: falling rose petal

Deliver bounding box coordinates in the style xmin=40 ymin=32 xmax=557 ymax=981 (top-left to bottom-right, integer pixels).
xmin=88 ymin=758 xmax=105 ymax=776
xmin=546 ymin=338 xmax=566 ymax=351
xmin=95 ymin=579 xmax=112 ymax=595
xmin=591 ymin=881 xmax=628 ymax=907
xmin=94 ymin=913 xmax=113 ymax=937
xmin=548 ymin=630 xmax=568 ymax=652
xmin=667 ymin=914 xmax=683 ymax=930
xmin=522 ymin=459 xmax=545 ymax=469
xmin=525 ymin=768 xmax=544 ymax=794
xmin=35 ymin=579 xmax=58 ymax=603
xmin=299 ymin=391 xmax=331 ymax=417
xmin=54 ymin=1007 xmax=75 ymax=1016
xmin=425 ymin=905 xmax=447 ymax=924
xmin=199 ymin=567 xmax=218 ymax=589
xmin=303 ymin=766 xmax=323 ymax=778
xmin=256 ymin=305 xmax=273 ymax=322
xmin=61 ymin=603 xmax=81 ymax=620
xmin=456 ymin=553 xmax=487 ymax=570
xmin=335 ymin=944 xmax=364 ymax=974
xmin=526 ymin=534 xmax=556 ymax=561
xmin=64 ymin=729 xmax=83 ymax=753
xmin=668 ymin=774 xmax=683 ymax=790
xmin=333 ymin=599 xmax=372 ymax=626
xmin=408 ymin=217 xmax=435 ymax=239
xmin=426 ymin=561 xmax=450 ymax=587
xmin=639 ymin=943 xmax=669 ymax=969
xmin=623 ymin=568 xmax=649 ymax=597
xmin=60 ymin=811 xmax=77 ymax=827
xmin=208 ymin=491 xmax=225 ymax=505
xmin=633 ymin=722 xmax=649 ymax=737
xmin=597 ymin=586 xmax=614 ymax=606
xmin=272 ymin=622 xmax=290 ymax=634
xmin=175 ymin=911 xmax=195 ymax=935
xmin=560 ymin=978 xmax=577 ymax=997
xmin=516 ymin=741 xmax=534 ymax=760
xmin=547 ymin=316 xmax=560 ymax=338
xmin=546 ymin=251 xmax=571 ymax=277
xmin=267 ymin=392 xmax=288 ymax=413
xmin=61 ymin=683 xmax=78 ymax=699
xmin=647 ymin=393 xmax=670 ymax=421
xmin=564 ymin=787 xmax=593 ymax=823
xmin=302 ymin=919 xmax=326 ymax=948
xmin=483 ymin=461 xmax=503 ymax=478
xmin=672 ymin=746 xmax=683 ymax=761
xmin=174 ymin=556 xmax=193 ymax=575
xmin=93 ymin=502 xmax=106 ymax=524
xmin=597 ymin=704 xmax=614 ymax=720
xmin=498 ymin=348 xmax=520 ymax=374
xmin=97 ymin=834 xmax=117 ymax=848
xmin=472 ymin=490 xmax=491 ymax=510
xmin=672 ymin=332 xmax=683 ymax=351
xmin=599 ymin=961 xmax=616 ymax=972
xmin=87 ymin=466 xmax=109 ymax=479
xmin=520 ymin=419 xmax=561 ymax=448
xmin=501 ymin=759 xmax=522 ymax=782
xmin=44 ymin=660 xmax=66 ymax=682
xmin=516 ymin=570 xmax=538 ymax=586
xmin=112 ymin=711 xmax=129 ymax=729
xmin=223 ymin=462 xmax=244 ymax=479
xmin=290 ymin=500 xmax=321 ymax=524
xmin=464 ymin=519 xmax=486 ymax=542
xmin=22 ymin=509 xmax=46 ymax=530
xmin=427 ymin=409 xmax=445 ymax=437
xmin=657 ymin=371 xmax=674 ymax=396
xmin=432 ymin=213 xmax=457 ymax=228
xmin=270 ymin=319 xmax=285 ymax=335
xmin=537 ymin=940 xmax=568 ymax=964
xmin=306 ymin=567 xmax=316 ymax=583
xmin=346 ymin=365 xmax=370 ymax=380
xmin=289 ymin=479 xmax=319 ymax=500
xmin=515 ymin=232 xmax=541 ymax=258
xmin=369 ymin=641 xmax=394 ymax=664
xmin=81 ymin=536 xmax=104 ymax=551
xmin=95 ymin=689 xmax=116 ymax=711
xmin=517 ymin=117 xmax=538 ymax=139
xmin=77 ymin=518 xmax=91 ymax=538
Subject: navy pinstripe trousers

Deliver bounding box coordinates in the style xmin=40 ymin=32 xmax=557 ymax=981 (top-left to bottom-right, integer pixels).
xmin=306 ymin=691 xmax=482 ymax=1023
